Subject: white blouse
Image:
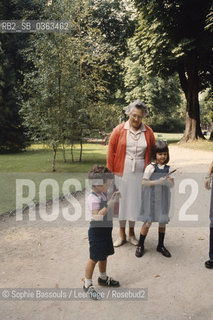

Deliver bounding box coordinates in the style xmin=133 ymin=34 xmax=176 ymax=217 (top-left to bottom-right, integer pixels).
xmin=123 ymin=120 xmax=147 ymax=173
xmin=143 ymin=163 xmax=174 ymax=180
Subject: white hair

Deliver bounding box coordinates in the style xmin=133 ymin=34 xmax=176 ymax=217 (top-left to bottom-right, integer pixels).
xmin=125 ymin=100 xmax=147 ymax=116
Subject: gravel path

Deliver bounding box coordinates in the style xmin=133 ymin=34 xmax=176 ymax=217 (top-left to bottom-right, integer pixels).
xmin=0 ymin=145 xmax=213 ymax=320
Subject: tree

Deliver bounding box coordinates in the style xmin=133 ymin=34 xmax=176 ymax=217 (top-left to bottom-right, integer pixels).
xmin=0 ymin=38 xmax=27 ymax=152
xmin=21 ymin=28 xmax=88 ymax=170
xmin=0 ymin=0 xmax=47 ymax=152
xmin=122 ymin=36 xmax=184 ymax=132
xmin=90 ymin=0 xmax=136 ymax=106
xmin=21 ymin=0 xmax=119 ymax=170
xmin=134 ymin=0 xmax=213 ymax=141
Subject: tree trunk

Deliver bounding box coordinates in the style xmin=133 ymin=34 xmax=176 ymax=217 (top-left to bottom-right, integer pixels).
xmin=79 ymin=128 xmax=83 ymax=162
xmin=79 ymin=139 xmax=83 ymax=162
xmin=62 ymin=143 xmax=66 ymax=162
xmin=52 ymin=147 xmax=57 ymax=172
xmin=71 ymin=142 xmax=74 ymax=163
xmin=179 ymin=54 xmax=205 ymax=142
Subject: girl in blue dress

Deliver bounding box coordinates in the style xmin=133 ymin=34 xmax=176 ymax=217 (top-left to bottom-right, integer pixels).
xmin=136 ymin=140 xmax=174 ymax=258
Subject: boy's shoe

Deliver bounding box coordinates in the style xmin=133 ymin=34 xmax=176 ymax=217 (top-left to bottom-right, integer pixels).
xmin=83 ymin=285 xmax=102 ymax=300
xmin=205 ymin=260 xmax=213 ymax=269
xmin=157 ymin=246 xmax=171 ymax=258
xmin=98 ymin=276 xmax=120 ymax=287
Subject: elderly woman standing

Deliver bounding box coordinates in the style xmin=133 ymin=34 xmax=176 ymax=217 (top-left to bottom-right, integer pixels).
xmin=107 ymin=100 xmax=155 ymax=247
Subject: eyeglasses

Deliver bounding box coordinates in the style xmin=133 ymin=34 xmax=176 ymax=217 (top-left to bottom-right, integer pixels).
xmin=130 ymin=113 xmax=143 ymax=120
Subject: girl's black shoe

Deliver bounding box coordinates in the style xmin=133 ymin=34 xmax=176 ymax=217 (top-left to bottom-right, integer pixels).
xmin=157 ymin=246 xmax=171 ymax=258
xmin=135 ymin=245 xmax=144 ymax=258
xmin=205 ymin=260 xmax=213 ymax=269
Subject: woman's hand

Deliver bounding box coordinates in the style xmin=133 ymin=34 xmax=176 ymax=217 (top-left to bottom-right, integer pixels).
xmin=107 ymin=191 xmax=121 ymax=208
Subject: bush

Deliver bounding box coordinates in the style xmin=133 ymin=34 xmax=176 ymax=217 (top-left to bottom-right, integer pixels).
xmin=147 ymin=118 xmax=185 ymax=133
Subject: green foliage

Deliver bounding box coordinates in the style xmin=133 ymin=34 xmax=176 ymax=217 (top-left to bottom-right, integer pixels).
xmin=0 ymin=35 xmax=28 ymax=152
xmin=0 ymin=0 xmax=47 ymax=153
xmin=123 ymin=36 xmax=185 ymax=132
xmin=134 ymin=0 xmax=213 ymax=140
xmin=134 ymin=0 xmax=213 ymax=139
xmin=134 ymin=0 xmax=212 ymax=87
xmin=200 ymin=89 xmax=213 ymax=127
xmin=20 ymin=0 xmax=122 ymax=167
xmin=90 ymin=0 xmax=136 ymax=105
xmin=89 ymin=102 xmax=122 ymax=133
xmin=149 ymin=118 xmax=185 ymax=133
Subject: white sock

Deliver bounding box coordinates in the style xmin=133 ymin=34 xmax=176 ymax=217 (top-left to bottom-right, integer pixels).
xmin=99 ymin=272 xmax=107 ymax=280
xmin=85 ymin=278 xmax=92 ymax=288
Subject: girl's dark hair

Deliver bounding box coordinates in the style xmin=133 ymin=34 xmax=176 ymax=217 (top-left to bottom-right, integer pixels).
xmin=88 ymin=165 xmax=114 ymax=185
xmin=151 ymin=140 xmax=170 ymax=164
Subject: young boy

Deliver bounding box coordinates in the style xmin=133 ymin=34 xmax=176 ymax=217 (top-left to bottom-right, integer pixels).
xmin=205 ymin=161 xmax=213 ymax=269
xmin=83 ymin=165 xmax=120 ymax=299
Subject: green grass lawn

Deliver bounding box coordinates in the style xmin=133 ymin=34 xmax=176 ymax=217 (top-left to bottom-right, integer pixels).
xmin=0 ymin=144 xmax=107 ymax=214
xmin=154 ymin=132 xmax=183 ymax=143
xmin=0 ymin=143 xmax=107 ymax=173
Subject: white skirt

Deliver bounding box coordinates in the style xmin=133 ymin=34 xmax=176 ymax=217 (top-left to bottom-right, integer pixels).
xmin=115 ymin=158 xmax=144 ymax=221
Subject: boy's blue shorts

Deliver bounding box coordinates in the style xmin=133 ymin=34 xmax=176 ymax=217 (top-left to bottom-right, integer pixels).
xmin=88 ymin=227 xmax=114 ymax=261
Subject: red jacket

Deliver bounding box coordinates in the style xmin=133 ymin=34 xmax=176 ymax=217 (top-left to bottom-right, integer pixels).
xmin=107 ymin=122 xmax=155 ymax=176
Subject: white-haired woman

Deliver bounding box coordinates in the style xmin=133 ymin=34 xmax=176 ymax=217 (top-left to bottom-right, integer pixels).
xmin=107 ymin=100 xmax=155 ymax=246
